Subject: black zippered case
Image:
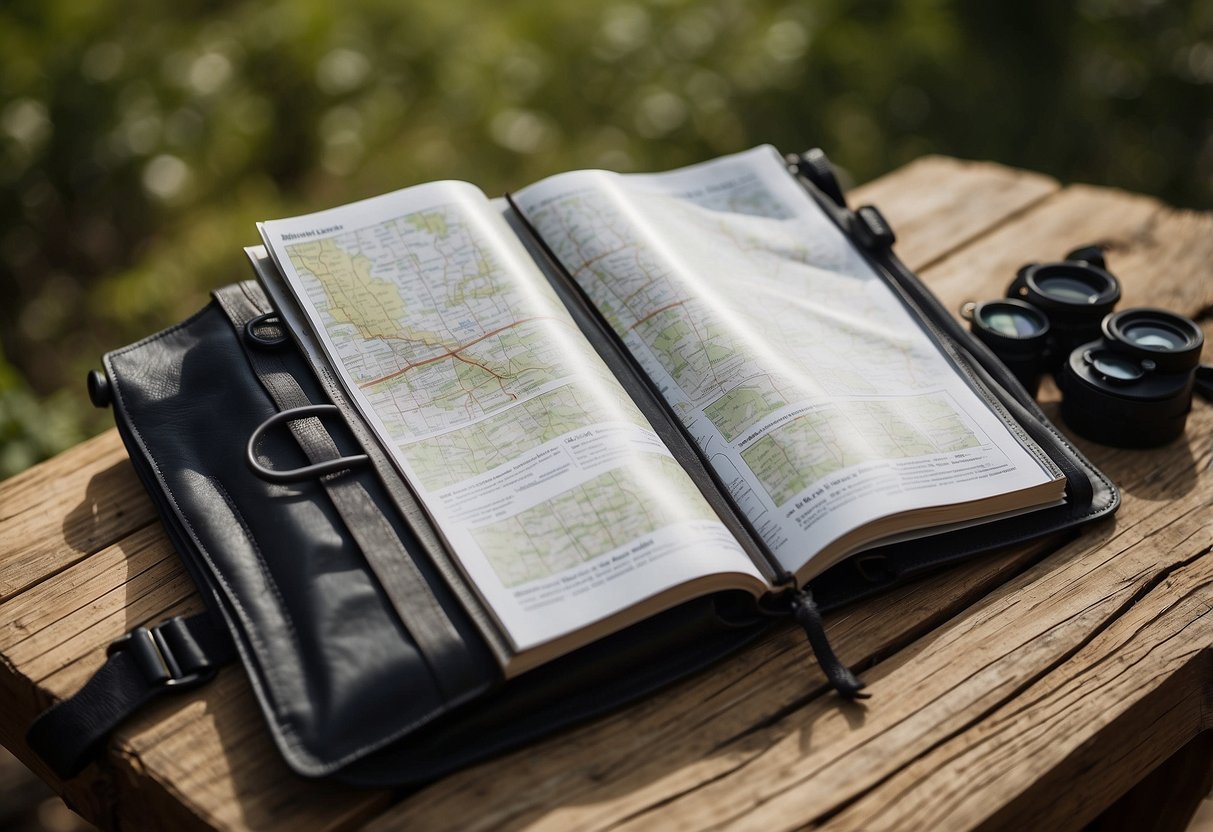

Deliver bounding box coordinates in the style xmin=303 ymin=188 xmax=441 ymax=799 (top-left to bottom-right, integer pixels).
xmin=27 ymin=149 xmax=1118 ymax=786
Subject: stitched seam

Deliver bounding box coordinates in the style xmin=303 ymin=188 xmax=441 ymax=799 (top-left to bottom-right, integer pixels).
xmin=237 ymin=280 xmax=267 ymax=313
xmin=104 ymin=314 xmax=317 ymax=760
xmin=206 ymin=477 xmax=306 ymax=691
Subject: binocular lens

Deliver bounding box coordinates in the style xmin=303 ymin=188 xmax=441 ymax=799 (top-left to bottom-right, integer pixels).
xmin=1034 ymin=272 xmax=1108 ymax=304
xmin=1102 ymin=308 xmax=1204 ymax=373
xmin=965 ymin=300 xmax=1050 ymax=396
xmin=1120 ymin=320 xmax=1191 ymax=351
xmin=970 ymin=249 xmax=1207 ymax=449
xmin=978 ymin=304 xmax=1047 ymax=338
xmin=1013 ymin=263 xmax=1121 ymax=313
xmin=1059 ymin=307 xmax=1205 ymax=448
xmin=1007 ymin=262 xmax=1122 ymax=369
xmin=1088 ymin=351 xmax=1143 ymax=383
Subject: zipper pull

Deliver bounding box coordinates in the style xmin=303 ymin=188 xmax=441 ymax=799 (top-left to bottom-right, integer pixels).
xmin=789 ymin=587 xmax=869 ymax=700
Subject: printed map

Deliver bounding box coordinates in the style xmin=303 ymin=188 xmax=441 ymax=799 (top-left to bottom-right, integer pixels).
xmin=270 ymin=190 xmax=762 ymax=646
xmin=702 ymin=374 xmax=790 ymax=441
xmin=403 ymin=383 xmax=649 ymax=490
xmin=285 ymin=205 xmax=613 ymax=455
xmin=740 ymin=394 xmax=980 ymax=506
xmin=279 ymin=198 xmax=749 ymax=612
xmin=521 ymin=173 xmax=944 ymax=413
xmin=473 ymin=457 xmax=719 ymax=587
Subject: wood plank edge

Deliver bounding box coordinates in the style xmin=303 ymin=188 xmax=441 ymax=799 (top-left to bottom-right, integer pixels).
xmin=809 ymin=541 xmax=1213 ymax=828
xmin=0 ymin=515 xmax=163 ymax=608
xmin=362 ymin=534 xmax=1073 ymax=831
xmin=909 ymin=184 xmax=1060 ymax=274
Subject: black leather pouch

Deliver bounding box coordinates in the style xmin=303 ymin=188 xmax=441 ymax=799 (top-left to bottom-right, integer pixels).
xmin=94 ymin=283 xmax=770 ymax=784
xmin=30 ymin=149 xmax=1117 ymax=786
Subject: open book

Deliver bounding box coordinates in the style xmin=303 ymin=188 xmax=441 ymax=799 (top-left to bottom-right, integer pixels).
xmin=254 ymin=146 xmax=1065 ymax=676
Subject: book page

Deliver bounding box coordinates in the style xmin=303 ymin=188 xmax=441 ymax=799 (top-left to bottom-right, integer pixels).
xmin=512 ymin=146 xmax=1063 ymax=577
xmin=259 ymin=181 xmax=764 ymax=655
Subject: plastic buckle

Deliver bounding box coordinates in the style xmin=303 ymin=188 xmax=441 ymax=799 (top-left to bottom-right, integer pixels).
xmin=792 ymin=148 xmax=848 ymax=209
xmin=852 ymin=205 xmax=896 ymax=250
xmin=106 ymin=617 xmax=218 ymax=689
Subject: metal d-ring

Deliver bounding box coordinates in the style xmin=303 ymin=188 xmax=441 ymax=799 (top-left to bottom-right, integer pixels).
xmin=246 ymin=404 xmax=370 ymax=483
xmin=244 ymin=312 xmax=289 ymax=349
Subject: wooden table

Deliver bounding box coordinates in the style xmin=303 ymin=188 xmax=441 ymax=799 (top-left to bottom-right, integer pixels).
xmin=1 ymin=157 xmax=1211 ymax=831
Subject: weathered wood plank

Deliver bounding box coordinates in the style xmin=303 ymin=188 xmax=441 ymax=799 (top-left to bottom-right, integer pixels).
xmin=365 ymin=178 xmax=1213 ymax=831
xmin=0 ymin=157 xmax=1191 ymax=832
xmin=847 ymin=155 xmax=1058 ymax=272
xmin=0 ymin=510 xmax=413 ymax=820
xmin=0 ymin=523 xmax=393 ymax=831
xmin=597 ymin=404 xmax=1212 ymax=832
xmin=112 ymin=671 xmax=395 ymax=832
xmin=362 ymin=540 xmax=1060 ymax=832
xmin=0 ymin=429 xmax=158 ymax=603
xmin=827 ymin=542 xmax=1213 ymax=830
xmin=920 ymin=183 xmax=1213 ymax=326
xmin=0 ymin=526 xmax=192 ymax=706
xmin=0 ymin=521 xmax=201 ymax=826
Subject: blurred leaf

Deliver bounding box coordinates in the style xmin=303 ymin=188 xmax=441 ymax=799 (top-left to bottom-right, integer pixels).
xmin=2 ymin=0 xmax=1212 ymax=477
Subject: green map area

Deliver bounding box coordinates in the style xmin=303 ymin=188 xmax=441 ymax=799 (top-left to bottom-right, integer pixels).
xmin=741 ymin=394 xmax=980 ymax=506
xmin=703 ymin=375 xmax=790 ymax=441
xmin=639 ymin=302 xmax=750 ymax=403
xmin=284 ymin=204 xmax=603 ymax=443
xmin=473 ymin=457 xmax=717 ymax=587
xmin=521 ymin=172 xmax=943 ymax=414
xmin=403 ymin=383 xmax=649 ymax=490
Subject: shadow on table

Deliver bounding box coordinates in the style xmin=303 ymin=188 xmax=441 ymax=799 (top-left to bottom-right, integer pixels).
xmin=60 ymin=457 xmax=148 ymax=556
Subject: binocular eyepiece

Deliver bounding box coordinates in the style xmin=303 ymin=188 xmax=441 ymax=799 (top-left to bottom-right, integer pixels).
xmin=962 ymin=246 xmax=1209 ymax=448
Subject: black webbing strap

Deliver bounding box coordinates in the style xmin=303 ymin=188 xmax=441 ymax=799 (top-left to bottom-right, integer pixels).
xmin=213 ymin=284 xmax=480 ymax=698
xmin=26 ymin=614 xmax=235 ymax=779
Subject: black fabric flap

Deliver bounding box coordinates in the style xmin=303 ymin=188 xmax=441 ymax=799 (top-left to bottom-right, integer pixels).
xmin=104 ymin=299 xmax=501 ymax=776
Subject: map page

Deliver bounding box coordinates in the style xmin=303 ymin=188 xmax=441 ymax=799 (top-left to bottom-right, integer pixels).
xmin=512 ymin=146 xmax=1063 ymax=579
xmin=259 ymin=181 xmax=764 ymax=659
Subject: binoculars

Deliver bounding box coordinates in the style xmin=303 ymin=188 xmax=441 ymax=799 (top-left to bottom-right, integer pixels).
xmin=962 ymin=246 xmax=1211 ymax=448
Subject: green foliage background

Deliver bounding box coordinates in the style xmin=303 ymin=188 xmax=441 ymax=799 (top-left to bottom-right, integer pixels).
xmin=2 ymin=0 xmax=1212 ymax=478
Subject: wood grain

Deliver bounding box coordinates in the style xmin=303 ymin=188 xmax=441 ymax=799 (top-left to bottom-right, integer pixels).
xmin=847 ymin=155 xmax=1058 ymax=272
xmin=364 ymin=539 xmax=1061 ymax=832
xmin=367 ymin=174 xmax=1213 ymax=832
xmin=1 ymin=156 xmax=1208 ymax=831
xmin=0 ymin=429 xmax=158 ymax=603
xmin=920 ymin=183 xmax=1213 ymax=329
